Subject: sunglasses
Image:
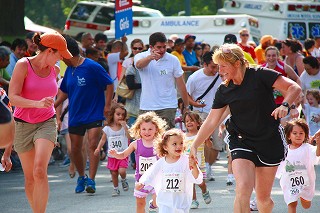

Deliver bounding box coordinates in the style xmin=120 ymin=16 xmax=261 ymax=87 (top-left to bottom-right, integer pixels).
xmin=241 ymin=34 xmax=249 ymax=37
xmin=195 ymin=47 xmax=202 ymax=50
xmin=132 ymin=47 xmax=143 ymax=50
xmin=221 ymin=47 xmax=241 ymax=61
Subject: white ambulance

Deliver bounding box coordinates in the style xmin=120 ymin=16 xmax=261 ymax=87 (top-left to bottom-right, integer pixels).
xmin=104 ymin=14 xmax=261 ymax=46
xmin=217 ymin=0 xmax=320 ymax=41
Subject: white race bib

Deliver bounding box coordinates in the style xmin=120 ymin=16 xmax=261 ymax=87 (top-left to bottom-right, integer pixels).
xmin=108 ymin=136 xmax=128 ymax=152
xmin=162 ymin=172 xmax=184 ymax=192
xmin=139 ymin=156 xmax=157 ymax=174
xmin=284 ymin=170 xmax=310 ymax=196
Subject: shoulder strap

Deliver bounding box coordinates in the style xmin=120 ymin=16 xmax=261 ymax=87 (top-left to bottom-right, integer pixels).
xmin=26 ymin=58 xmax=35 ymax=72
xmin=60 ymin=105 xmax=68 ymax=122
xmin=196 ymin=74 xmax=219 ymax=101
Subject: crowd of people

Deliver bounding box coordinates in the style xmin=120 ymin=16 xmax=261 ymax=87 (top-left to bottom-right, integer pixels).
xmin=1 ymin=28 xmax=320 ymax=213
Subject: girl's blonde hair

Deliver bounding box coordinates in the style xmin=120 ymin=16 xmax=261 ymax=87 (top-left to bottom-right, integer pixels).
xmin=265 ymin=46 xmax=280 ymax=57
xmin=105 ymin=103 xmax=127 ymax=126
xmin=284 ymin=118 xmax=309 ymax=144
xmin=156 ymin=128 xmax=185 ymax=157
xmin=129 ymin=111 xmax=167 ymax=140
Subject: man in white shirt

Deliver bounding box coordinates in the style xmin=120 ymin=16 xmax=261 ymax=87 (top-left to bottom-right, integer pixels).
xmin=134 ymin=32 xmax=189 ymax=128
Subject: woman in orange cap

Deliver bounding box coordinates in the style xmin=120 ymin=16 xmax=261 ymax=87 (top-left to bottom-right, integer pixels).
xmin=9 ymin=31 xmax=72 ymax=213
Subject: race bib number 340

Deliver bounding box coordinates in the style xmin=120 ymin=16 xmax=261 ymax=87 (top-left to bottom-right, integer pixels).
xmin=108 ymin=136 xmax=128 ymax=152
xmin=162 ymin=172 xmax=184 ymax=193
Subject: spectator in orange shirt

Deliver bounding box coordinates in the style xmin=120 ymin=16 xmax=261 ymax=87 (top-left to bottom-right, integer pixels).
xmin=254 ymin=35 xmax=273 ymax=64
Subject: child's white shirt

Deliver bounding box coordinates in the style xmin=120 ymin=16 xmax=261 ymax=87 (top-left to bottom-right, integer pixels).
xmin=139 ymin=154 xmax=203 ymax=211
xmin=103 ymin=125 xmax=129 ymax=158
xmin=276 ymin=143 xmax=320 ymax=205
xmin=303 ymin=104 xmax=320 ymax=136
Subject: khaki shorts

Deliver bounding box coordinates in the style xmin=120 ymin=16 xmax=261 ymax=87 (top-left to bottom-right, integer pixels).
xmin=14 ymin=118 xmax=57 ymax=154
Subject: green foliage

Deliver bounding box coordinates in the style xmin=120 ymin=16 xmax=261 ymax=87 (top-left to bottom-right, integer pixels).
xmin=25 ymin=0 xmax=80 ymax=31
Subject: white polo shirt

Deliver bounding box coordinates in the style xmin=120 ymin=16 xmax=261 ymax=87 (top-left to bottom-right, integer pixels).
xmin=134 ymin=49 xmax=183 ymax=110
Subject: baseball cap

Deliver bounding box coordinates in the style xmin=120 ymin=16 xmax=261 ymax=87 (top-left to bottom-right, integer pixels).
xmin=40 ymin=31 xmax=73 ymax=59
xmin=184 ymin=34 xmax=196 ymax=42
xmin=224 ymin=34 xmax=237 ymax=44
xmin=174 ymin=38 xmax=184 ymax=46
xmin=260 ymin=35 xmax=273 ymax=45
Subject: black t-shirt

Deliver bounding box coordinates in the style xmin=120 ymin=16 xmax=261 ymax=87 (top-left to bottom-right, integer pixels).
xmin=212 ymin=67 xmax=281 ymax=141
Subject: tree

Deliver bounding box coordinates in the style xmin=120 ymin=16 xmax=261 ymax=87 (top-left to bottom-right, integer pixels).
xmin=0 ymin=0 xmax=25 ymax=36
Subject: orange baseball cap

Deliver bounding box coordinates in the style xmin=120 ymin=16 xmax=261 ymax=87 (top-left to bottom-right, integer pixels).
xmin=260 ymin=35 xmax=273 ymax=45
xmin=40 ymin=31 xmax=73 ymax=59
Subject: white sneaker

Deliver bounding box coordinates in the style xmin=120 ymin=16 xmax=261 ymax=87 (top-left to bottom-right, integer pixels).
xmin=112 ymin=188 xmax=120 ymax=197
xmin=226 ymin=176 xmax=235 ymax=186
xmin=208 ymin=168 xmax=215 ymax=181
xmin=250 ymin=198 xmax=258 ymax=211
xmin=190 ymin=200 xmax=199 ymax=209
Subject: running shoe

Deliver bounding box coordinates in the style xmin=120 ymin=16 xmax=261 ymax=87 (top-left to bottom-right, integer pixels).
xmin=148 ymin=200 xmax=158 ymax=212
xmin=75 ymin=175 xmax=87 ymax=193
xmin=59 ymin=155 xmax=70 ymax=167
xmin=202 ymin=190 xmax=212 ymax=204
xmin=250 ymin=198 xmax=258 ymax=211
xmin=86 ymin=178 xmax=96 ymax=194
xmin=226 ymin=176 xmax=235 ymax=186
xmin=112 ymin=188 xmax=120 ymax=197
xmin=190 ymin=200 xmax=199 ymax=209
xmin=121 ymin=179 xmax=129 ymax=191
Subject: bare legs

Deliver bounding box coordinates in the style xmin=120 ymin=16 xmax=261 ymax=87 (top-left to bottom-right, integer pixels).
xmin=18 ymin=139 xmax=54 ymax=213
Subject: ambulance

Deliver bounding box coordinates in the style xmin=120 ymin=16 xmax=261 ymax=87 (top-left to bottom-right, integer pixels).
xmin=217 ymin=0 xmax=320 ymax=41
xmin=104 ymin=14 xmax=261 ymax=46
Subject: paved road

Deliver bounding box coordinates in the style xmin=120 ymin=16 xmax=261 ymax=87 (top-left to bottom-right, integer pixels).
xmin=1 ymin=152 xmax=320 ymax=213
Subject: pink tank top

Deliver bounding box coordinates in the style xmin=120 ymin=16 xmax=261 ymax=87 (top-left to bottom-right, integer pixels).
xmin=13 ymin=58 xmax=58 ymax=123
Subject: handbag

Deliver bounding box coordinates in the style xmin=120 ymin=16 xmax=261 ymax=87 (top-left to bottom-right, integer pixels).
xmin=116 ymin=77 xmax=134 ymax=99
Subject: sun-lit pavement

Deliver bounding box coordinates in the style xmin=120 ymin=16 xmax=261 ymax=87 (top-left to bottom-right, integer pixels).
xmin=1 ymin=152 xmax=320 ymax=212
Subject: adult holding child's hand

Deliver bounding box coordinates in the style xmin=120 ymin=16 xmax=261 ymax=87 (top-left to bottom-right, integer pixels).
xmin=190 ymin=43 xmax=301 ymax=213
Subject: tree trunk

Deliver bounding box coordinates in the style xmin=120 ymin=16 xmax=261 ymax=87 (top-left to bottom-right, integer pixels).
xmin=0 ymin=0 xmax=25 ymax=36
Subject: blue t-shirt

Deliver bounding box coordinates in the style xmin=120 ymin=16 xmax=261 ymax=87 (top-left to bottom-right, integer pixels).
xmin=60 ymin=58 xmax=113 ymax=127
xmin=182 ymin=49 xmax=198 ymax=66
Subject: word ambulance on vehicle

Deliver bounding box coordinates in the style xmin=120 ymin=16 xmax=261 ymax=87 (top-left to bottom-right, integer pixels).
xmin=217 ymin=0 xmax=320 ymax=41
xmin=104 ymin=14 xmax=261 ymax=46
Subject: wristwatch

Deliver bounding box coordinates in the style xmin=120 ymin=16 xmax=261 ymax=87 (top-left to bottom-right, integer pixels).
xmin=281 ymin=102 xmax=290 ymax=110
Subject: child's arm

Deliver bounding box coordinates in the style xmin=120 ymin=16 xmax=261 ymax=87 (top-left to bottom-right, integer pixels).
xmin=109 ymin=141 xmax=137 ymax=159
xmin=94 ymin=132 xmax=107 ymax=156
xmin=315 ymin=136 xmax=320 ymax=157
xmin=120 ymin=120 xmax=131 ymax=139
xmin=189 ymin=154 xmax=200 ymax=179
